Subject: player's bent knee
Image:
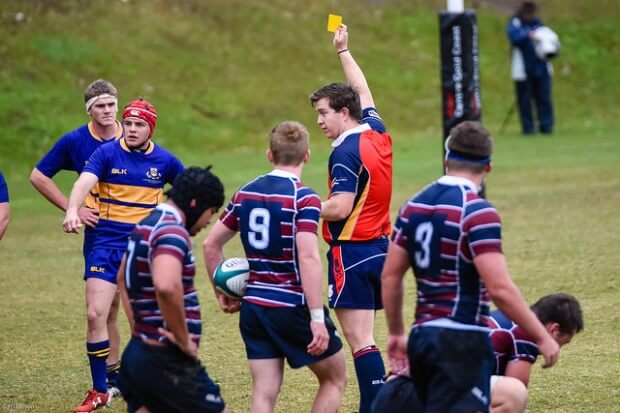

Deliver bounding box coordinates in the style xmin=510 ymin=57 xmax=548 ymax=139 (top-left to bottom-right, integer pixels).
xmin=491 ymin=376 xmax=528 ymax=413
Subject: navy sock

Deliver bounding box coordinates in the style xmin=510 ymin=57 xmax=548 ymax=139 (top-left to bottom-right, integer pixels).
xmin=86 ymin=340 xmax=110 ymax=393
xmin=106 ymin=360 xmax=121 ymax=387
xmin=353 ymin=345 xmax=386 ymax=413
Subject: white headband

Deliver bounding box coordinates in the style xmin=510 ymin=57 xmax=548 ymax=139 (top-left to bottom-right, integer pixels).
xmin=85 ymin=93 xmax=117 ymax=111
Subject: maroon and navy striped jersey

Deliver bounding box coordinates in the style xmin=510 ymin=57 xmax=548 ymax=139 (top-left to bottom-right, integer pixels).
xmin=392 ymin=175 xmax=503 ymax=327
xmin=488 ymin=309 xmax=539 ymax=375
xmin=124 ymin=203 xmax=202 ymax=346
xmin=219 ymin=169 xmax=321 ymax=308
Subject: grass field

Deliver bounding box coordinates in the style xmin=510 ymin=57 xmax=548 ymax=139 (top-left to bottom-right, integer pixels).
xmin=1 ymin=127 xmax=619 ymax=412
xmin=1 ymin=0 xmax=620 ymax=412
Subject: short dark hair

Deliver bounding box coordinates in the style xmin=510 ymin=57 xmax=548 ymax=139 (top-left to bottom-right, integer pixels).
xmin=445 ymin=121 xmax=493 ymax=174
xmin=518 ymin=1 xmax=538 ymax=18
xmin=269 ymin=121 xmax=309 ymax=166
xmin=532 ymin=292 xmax=584 ymax=335
xmin=84 ymin=79 xmax=118 ymax=102
xmin=309 ymin=82 xmax=362 ymax=121
xmin=166 ymin=166 xmax=225 ymax=230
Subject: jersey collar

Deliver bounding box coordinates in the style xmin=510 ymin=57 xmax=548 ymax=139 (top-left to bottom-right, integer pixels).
xmin=156 ymin=202 xmax=184 ymax=225
xmin=437 ymin=175 xmax=479 ymax=193
xmin=120 ymin=138 xmax=155 ymax=155
xmin=268 ymin=169 xmax=299 ymax=180
xmin=331 ymin=123 xmax=371 ymax=148
xmin=88 ymin=120 xmax=123 ymax=142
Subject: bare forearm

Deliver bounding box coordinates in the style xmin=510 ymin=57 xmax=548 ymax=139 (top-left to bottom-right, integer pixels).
xmin=298 ymin=255 xmax=324 ymax=310
xmin=489 ymin=281 xmax=548 ymax=343
xmin=30 ymin=168 xmax=68 ymax=211
xmin=67 ymin=173 xmax=98 ymax=214
xmin=321 ymin=194 xmax=354 ymax=221
xmin=203 ymin=243 xmax=224 ymax=287
xmin=383 ymin=275 xmax=405 ymax=335
xmin=339 ymin=51 xmax=373 ymax=106
xmin=156 ymin=288 xmax=190 ymax=345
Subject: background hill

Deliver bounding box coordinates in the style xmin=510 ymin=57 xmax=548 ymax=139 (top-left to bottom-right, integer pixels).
xmin=1 ymin=0 xmax=619 ymax=172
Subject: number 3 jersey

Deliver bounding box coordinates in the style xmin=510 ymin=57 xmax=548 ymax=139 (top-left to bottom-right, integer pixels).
xmin=218 ymin=169 xmax=321 ymax=308
xmin=391 ymin=175 xmax=503 ymax=327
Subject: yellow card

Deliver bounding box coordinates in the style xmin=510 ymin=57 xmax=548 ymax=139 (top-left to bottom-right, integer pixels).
xmin=327 ymin=14 xmax=342 ymax=32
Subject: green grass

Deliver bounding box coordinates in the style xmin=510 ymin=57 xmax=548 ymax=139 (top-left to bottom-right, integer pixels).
xmin=1 ymin=0 xmax=619 ymax=411
xmin=1 ymin=128 xmax=619 ymax=412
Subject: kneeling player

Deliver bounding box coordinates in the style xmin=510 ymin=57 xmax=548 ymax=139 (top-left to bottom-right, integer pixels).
xmin=117 ymin=167 xmax=228 ymax=413
xmin=489 ymin=292 xmax=584 ymax=413
xmin=203 ymin=121 xmax=347 ymax=413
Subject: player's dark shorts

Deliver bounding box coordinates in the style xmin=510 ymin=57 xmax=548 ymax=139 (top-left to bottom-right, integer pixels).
xmin=240 ymin=301 xmax=343 ymax=368
xmin=83 ymin=248 xmax=124 ymax=283
xmin=371 ymin=374 xmax=424 ymax=413
xmin=408 ymin=325 xmax=493 ymax=413
xmin=82 ymin=227 xmax=96 ymax=261
xmin=117 ymin=338 xmax=226 ymax=413
xmin=327 ymin=238 xmax=388 ymax=309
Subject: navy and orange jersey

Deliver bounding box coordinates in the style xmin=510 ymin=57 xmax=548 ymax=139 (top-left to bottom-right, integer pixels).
xmin=124 ymin=204 xmax=202 ymax=346
xmin=83 ymin=138 xmax=184 ymax=250
xmin=0 ymin=170 xmax=8 ymax=203
xmin=35 ymin=121 xmax=123 ymax=209
xmin=488 ymin=309 xmax=539 ymax=375
xmin=323 ymin=107 xmax=392 ymax=244
xmin=392 ymin=175 xmax=503 ymax=327
xmin=219 ymin=169 xmax=321 ymax=308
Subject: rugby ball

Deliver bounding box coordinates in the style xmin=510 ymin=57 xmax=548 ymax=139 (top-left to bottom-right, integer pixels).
xmin=213 ymin=257 xmax=249 ymax=299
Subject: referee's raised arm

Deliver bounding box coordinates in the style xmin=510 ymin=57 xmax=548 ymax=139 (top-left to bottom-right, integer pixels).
xmin=333 ymin=24 xmax=375 ymax=109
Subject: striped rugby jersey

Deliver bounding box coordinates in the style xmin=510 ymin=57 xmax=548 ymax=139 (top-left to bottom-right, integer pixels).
xmin=392 ymin=175 xmax=503 ymax=327
xmin=488 ymin=309 xmax=539 ymax=374
xmin=219 ymin=169 xmax=321 ymax=307
xmin=83 ymin=138 xmax=184 ymax=250
xmin=323 ymin=107 xmax=392 ymax=243
xmin=125 ymin=203 xmax=202 ymax=345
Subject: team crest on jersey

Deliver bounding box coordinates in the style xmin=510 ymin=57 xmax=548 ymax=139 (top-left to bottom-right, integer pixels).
xmin=145 ymin=167 xmax=161 ymax=180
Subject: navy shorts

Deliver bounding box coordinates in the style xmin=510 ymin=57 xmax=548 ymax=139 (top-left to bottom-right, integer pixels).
xmin=84 ymin=248 xmax=124 ymax=283
xmin=117 ymin=338 xmax=226 ymax=413
xmin=240 ymin=302 xmax=343 ymax=368
xmin=327 ymin=238 xmax=387 ymax=309
xmin=408 ymin=326 xmax=493 ymax=413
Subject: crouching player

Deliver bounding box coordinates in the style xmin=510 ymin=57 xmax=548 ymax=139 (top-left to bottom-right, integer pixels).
xmin=372 ymin=292 xmax=584 ymax=413
xmin=116 ymin=166 xmax=228 ymax=413
xmin=381 ymin=121 xmax=560 ymax=413
xmin=203 ymin=121 xmax=347 ymax=413
xmin=489 ymin=292 xmax=584 ymax=413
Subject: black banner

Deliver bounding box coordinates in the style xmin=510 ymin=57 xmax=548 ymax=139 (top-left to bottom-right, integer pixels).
xmin=439 ymin=10 xmax=481 ymax=152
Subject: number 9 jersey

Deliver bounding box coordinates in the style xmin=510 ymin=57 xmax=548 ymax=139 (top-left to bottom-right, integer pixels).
xmin=218 ymin=169 xmax=321 ymax=308
xmin=391 ymin=175 xmax=503 ymax=327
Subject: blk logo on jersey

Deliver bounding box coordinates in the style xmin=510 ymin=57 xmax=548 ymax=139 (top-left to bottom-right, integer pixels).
xmin=111 ymin=168 xmax=127 ymax=175
xmin=145 ymin=167 xmax=161 ymax=180
xmin=90 ymin=266 xmax=105 ymax=273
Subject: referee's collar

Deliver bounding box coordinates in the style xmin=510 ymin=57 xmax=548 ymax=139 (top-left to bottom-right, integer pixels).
xmin=156 ymin=202 xmax=184 ymax=224
xmin=437 ymin=175 xmax=478 ymax=192
xmin=268 ymin=169 xmax=299 ymax=180
xmin=332 ymin=123 xmax=371 ymax=148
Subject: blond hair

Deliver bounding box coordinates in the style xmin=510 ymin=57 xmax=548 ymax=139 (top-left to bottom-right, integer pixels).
xmin=269 ymin=121 xmax=309 ymax=166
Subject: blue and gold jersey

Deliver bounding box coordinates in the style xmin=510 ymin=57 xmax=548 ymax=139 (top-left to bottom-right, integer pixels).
xmin=35 ymin=121 xmax=123 ymax=209
xmin=0 ymin=170 xmax=8 ymax=203
xmin=83 ymin=138 xmax=184 ymax=250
